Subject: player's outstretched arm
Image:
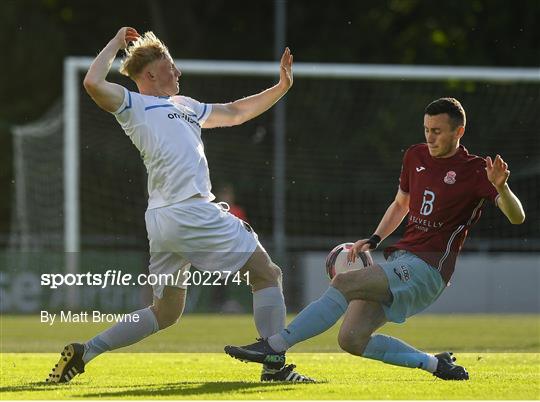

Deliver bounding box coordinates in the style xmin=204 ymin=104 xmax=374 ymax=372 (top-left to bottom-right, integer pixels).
xmin=348 ymin=189 xmax=410 ymax=262
xmin=486 ymin=155 xmax=525 ymax=224
xmin=83 ymin=27 xmax=140 ymax=113
xmin=203 ymin=47 xmax=293 ymax=128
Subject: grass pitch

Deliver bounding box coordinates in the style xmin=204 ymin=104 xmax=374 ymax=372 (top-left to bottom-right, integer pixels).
xmin=1 ymin=314 xmax=539 ymax=399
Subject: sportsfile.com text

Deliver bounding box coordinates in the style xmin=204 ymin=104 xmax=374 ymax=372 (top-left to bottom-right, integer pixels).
xmin=40 ymin=270 xmax=249 ymax=289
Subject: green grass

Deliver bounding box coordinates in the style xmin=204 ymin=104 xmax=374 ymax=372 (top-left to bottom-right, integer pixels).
xmin=2 ymin=314 xmax=539 ymax=353
xmin=1 ymin=353 xmax=539 ymax=399
xmin=1 ymin=314 xmax=539 ymax=399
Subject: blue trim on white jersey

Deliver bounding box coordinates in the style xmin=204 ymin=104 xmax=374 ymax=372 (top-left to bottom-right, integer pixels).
xmin=197 ymin=103 xmax=208 ymax=120
xmin=118 ymin=91 xmax=132 ymax=114
xmin=145 ymin=104 xmax=175 ymax=111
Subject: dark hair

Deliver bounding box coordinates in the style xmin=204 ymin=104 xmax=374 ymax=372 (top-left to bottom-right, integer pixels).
xmin=424 ymin=98 xmax=466 ymax=129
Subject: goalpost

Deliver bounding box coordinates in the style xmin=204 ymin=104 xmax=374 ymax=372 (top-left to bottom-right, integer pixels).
xmin=20 ymin=57 xmax=528 ymax=308
xmin=5 ymin=58 xmax=537 ymax=313
xmin=63 ymin=57 xmax=540 ymax=256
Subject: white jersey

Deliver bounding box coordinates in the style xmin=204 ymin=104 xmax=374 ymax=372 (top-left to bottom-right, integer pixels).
xmin=112 ymin=88 xmax=214 ymax=209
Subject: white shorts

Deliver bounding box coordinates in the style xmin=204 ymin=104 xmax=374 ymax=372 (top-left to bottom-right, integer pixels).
xmin=144 ymin=197 xmax=260 ymax=298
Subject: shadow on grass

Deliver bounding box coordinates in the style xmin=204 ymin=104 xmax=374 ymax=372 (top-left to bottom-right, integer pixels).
xmin=81 ymin=381 xmax=313 ymax=398
xmin=0 ymin=381 xmax=58 ymax=393
xmin=0 ymin=380 xmax=316 ymax=398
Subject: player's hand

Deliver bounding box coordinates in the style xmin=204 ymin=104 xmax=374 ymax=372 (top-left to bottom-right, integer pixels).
xmin=486 ymin=154 xmax=510 ymax=191
xmin=278 ymin=47 xmax=293 ymax=91
xmin=347 ymin=239 xmax=371 ymax=263
xmin=112 ymin=27 xmax=140 ymax=49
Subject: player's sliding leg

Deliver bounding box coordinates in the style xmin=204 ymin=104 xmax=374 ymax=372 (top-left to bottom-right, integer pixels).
xmin=234 ymin=246 xmax=314 ymax=382
xmin=278 ymin=265 xmax=391 ymax=350
xmin=338 ymin=300 xmax=468 ymax=379
xmin=225 ymin=265 xmax=389 ymax=362
xmin=46 ymin=286 xmax=185 ymax=383
xmin=338 ymin=300 xmax=446 ymax=375
xmin=340 ymin=300 xmax=437 ymax=369
xmin=339 ymin=300 xmax=439 ymax=370
xmin=229 ymin=269 xmax=468 ymax=380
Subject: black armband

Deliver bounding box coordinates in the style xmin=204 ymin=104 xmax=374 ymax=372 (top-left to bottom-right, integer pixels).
xmin=366 ymin=234 xmax=381 ymax=250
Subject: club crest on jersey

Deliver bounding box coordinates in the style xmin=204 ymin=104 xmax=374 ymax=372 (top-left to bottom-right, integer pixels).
xmin=444 ymin=171 xmax=456 ymax=184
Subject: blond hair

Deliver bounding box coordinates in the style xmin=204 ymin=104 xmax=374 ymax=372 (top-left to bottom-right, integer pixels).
xmin=119 ymin=31 xmax=170 ymax=79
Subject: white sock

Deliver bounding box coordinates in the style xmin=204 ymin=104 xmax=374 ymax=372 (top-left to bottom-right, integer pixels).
xmin=425 ymin=355 xmax=439 ymax=373
xmin=83 ymin=307 xmax=159 ymax=364
xmin=253 ymin=287 xmax=286 ymax=339
xmin=267 ymin=333 xmax=289 ymax=353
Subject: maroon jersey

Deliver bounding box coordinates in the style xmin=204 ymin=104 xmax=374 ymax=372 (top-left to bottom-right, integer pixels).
xmin=385 ymin=144 xmax=499 ymax=283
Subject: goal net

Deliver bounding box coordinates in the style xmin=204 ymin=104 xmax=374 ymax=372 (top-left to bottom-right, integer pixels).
xmin=8 ymin=60 xmax=539 ymax=311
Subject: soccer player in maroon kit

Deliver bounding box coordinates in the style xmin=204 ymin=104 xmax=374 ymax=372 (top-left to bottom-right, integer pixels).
xmin=225 ymin=98 xmax=525 ymax=380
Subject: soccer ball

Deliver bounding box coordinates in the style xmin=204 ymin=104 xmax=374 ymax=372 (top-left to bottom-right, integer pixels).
xmin=325 ymin=242 xmax=374 ymax=279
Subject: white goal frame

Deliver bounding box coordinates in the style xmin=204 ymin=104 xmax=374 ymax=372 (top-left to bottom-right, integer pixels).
xmin=63 ymin=57 xmax=540 ymax=271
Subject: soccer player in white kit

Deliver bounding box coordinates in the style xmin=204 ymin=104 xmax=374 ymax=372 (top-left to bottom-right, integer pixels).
xmin=47 ymin=27 xmax=313 ymax=383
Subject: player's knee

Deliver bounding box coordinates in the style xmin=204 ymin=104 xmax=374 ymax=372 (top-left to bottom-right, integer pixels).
xmin=157 ymin=311 xmax=181 ymax=329
xmin=337 ymin=331 xmax=352 ymax=353
xmin=266 ymin=263 xmax=282 ymax=285
xmin=152 ymin=305 xmax=183 ymax=329
xmin=331 ymin=272 xmax=351 ymax=295
xmin=270 ymin=263 xmax=282 ymax=281
xmin=250 ymin=261 xmax=281 ymax=286
xmin=338 ymin=331 xmax=371 ymax=356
